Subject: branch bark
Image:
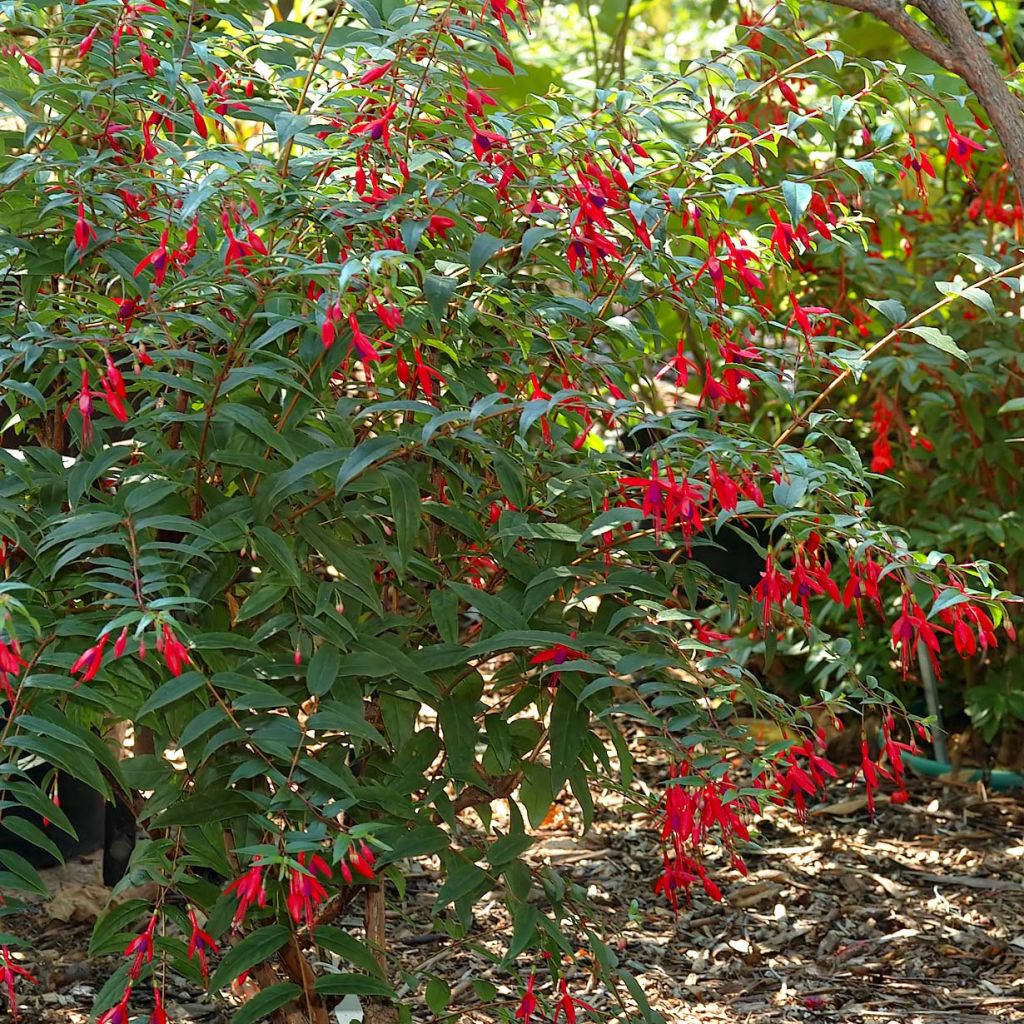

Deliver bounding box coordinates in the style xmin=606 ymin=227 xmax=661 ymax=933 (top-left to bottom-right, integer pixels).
xmin=825 ymin=0 xmax=1024 ymax=202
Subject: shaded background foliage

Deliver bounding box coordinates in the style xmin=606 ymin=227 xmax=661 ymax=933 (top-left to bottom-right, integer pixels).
xmin=520 ymin=0 xmax=1024 ymax=749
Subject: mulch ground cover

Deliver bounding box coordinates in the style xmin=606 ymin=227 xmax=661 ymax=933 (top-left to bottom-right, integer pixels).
xmin=4 ymin=754 xmax=1022 ymax=1024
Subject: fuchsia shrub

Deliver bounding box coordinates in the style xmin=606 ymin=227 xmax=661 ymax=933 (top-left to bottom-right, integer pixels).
xmin=0 ymin=1 xmax=1017 ymax=1020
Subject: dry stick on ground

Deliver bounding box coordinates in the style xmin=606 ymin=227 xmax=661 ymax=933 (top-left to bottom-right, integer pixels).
xmin=824 ymin=0 xmax=1024 ymax=203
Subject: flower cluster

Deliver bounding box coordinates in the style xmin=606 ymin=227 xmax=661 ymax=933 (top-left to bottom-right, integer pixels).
xmin=653 ymin=761 xmax=756 ymax=910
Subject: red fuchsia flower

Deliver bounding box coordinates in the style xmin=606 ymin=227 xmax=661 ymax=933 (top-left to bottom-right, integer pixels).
xmin=553 ymin=978 xmax=595 ymax=1023
xmin=149 ymin=987 xmax=168 ymax=1024
xmin=133 ymin=231 xmax=172 ymax=284
xmin=860 ymin=739 xmax=880 ymax=817
xmin=117 ymin=297 xmax=140 ymax=328
xmin=74 ymin=201 xmax=97 ymax=249
xmin=350 ymin=102 xmax=398 ymax=151
xmin=694 ymin=621 xmax=732 ymax=647
xmin=653 ymin=762 xmax=755 ymax=911
xmin=99 ymin=991 xmax=132 ymax=1024
xmin=754 ymin=554 xmax=789 ymax=629
xmin=772 ymin=740 xmax=836 ymax=821
xmin=870 ymin=395 xmax=894 ymax=473
xmin=427 ymin=214 xmax=456 ymax=239
xmin=900 ymin=133 xmax=936 ymax=200
xmin=692 ymin=252 xmax=726 ymax=306
xmin=514 ymin=973 xmax=539 ymax=1023
xmin=808 ymin=189 xmax=841 ymax=239
xmin=739 ymin=470 xmax=764 ymax=507
xmin=619 ymin=460 xmax=675 ymax=538
xmin=160 ymin=623 xmax=190 ymax=675
xmin=890 ymin=595 xmax=944 ymax=679
xmin=0 ymin=641 xmax=22 ymax=704
xmin=599 ymin=495 xmax=614 ymax=574
xmin=722 ymin=235 xmax=765 ymax=299
xmin=372 ymin=297 xmax=403 ymax=331
xmin=655 ymin=851 xmax=722 ymax=909
xmin=939 ymin=594 xmax=998 ymax=657
xmin=14 ymin=46 xmax=45 ymax=74
xmin=124 ymin=915 xmax=157 ymax=979
xmin=666 ymin=476 xmax=705 ymax=548
xmin=187 ymin=909 xmax=219 ymax=980
xmin=0 ymin=946 xmax=36 ymax=1020
xmin=338 ymin=841 xmax=376 ymax=884
xmin=321 ymin=304 xmax=340 ymax=349
xmin=79 ymin=26 xmax=100 ymax=58
xmin=358 ymin=61 xmax=392 ymax=86
xmin=707 ymin=459 xmax=739 ymax=512
xmin=189 ymin=101 xmax=208 ymax=139
xmin=842 ymin=553 xmax=883 ymax=628
xmin=522 ymin=189 xmax=559 ymax=216
xmin=529 ymin=634 xmax=584 ymax=686
xmin=468 ymin=118 xmax=507 ymax=162
xmin=786 ymin=295 xmax=833 ymax=362
xmin=703 ymin=91 xmax=731 ymax=144
xmin=113 ymin=627 xmax=130 ymax=658
xmin=878 ymin=714 xmax=915 ymax=801
xmin=137 ymin=39 xmax=158 ymax=77
xmin=100 ymin=351 xmax=130 ymax=423
xmin=483 ymin=0 xmax=529 ymax=39
xmin=286 ymin=852 xmax=332 ymax=928
xmin=396 ymin=348 xmax=445 ymax=402
xmin=493 ymin=45 xmax=515 ymax=75
xmin=348 ymin=313 xmax=388 ymax=365
xmin=225 ymin=860 xmax=268 ymax=928
xmin=75 ymin=369 xmax=95 ymax=445
xmin=461 ymin=73 xmax=497 ymax=117
xmin=767 ymin=208 xmax=810 ymax=264
xmin=944 ymin=115 xmax=985 ymax=179
xmin=655 ymin=341 xmax=698 ymax=389
xmin=566 ymin=228 xmax=620 ymax=277
xmin=70 ymin=633 xmax=108 ymax=683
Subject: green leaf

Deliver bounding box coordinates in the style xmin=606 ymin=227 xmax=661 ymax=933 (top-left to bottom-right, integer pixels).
xmin=904 ymin=325 xmax=970 ymax=364
xmin=306 ymin=700 xmax=387 ymax=745
xmin=253 ymin=526 xmax=302 ymax=586
xmin=0 ymin=849 xmax=48 ymax=895
xmin=998 ymin=397 xmax=1024 ymax=414
xmin=136 ymin=671 xmax=206 ymax=718
xmin=550 ymin=685 xmax=590 ymax=793
xmin=781 ymin=179 xmax=812 ymax=223
xmin=935 ymin=280 xmax=994 ymax=317
xmin=469 ymin=232 xmax=504 ymax=275
xmin=0 ymin=816 xmax=63 ymax=863
xmin=429 ymin=589 xmax=459 ymax=644
xmin=209 ymin=925 xmax=291 ymax=992
xmin=384 ymin=467 xmax=421 ymax=574
xmin=232 ymin=984 xmax=301 ymax=1024
xmin=866 ymin=298 xmax=906 ymax=324
xmin=434 ymin=858 xmax=491 ymax=910
xmin=448 ymin=582 xmax=527 ymax=631
xmin=307 ymin=645 xmax=340 ymax=697
xmin=314 ymin=927 xmax=386 ymax=977
xmin=437 ymin=674 xmax=483 ymax=777
xmin=424 ymin=273 xmax=457 ymax=326
xmin=336 ymin=437 xmax=403 ymax=491
xmin=426 ymin=978 xmax=451 ymax=1015
xmin=314 ymin=974 xmax=395 ymax=997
